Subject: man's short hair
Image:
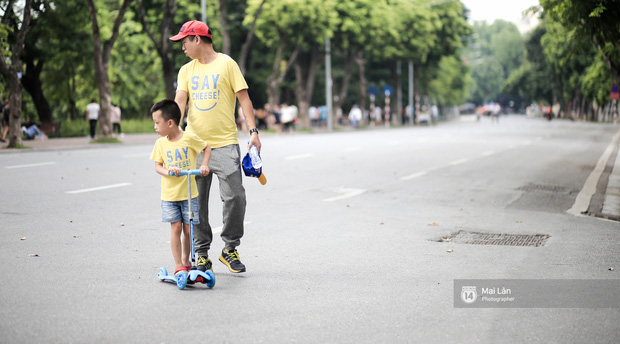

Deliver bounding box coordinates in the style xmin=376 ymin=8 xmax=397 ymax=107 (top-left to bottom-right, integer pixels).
xmin=151 ymin=99 xmax=181 ymax=126
xmin=191 ymin=34 xmax=212 ymax=45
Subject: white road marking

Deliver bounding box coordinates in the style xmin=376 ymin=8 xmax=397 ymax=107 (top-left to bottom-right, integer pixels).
xmin=448 ymin=158 xmax=468 ymax=166
xmin=286 ymin=153 xmax=313 ymax=160
xmin=568 ymin=128 xmax=620 ymax=216
xmin=401 ymin=171 xmax=428 ymax=181
xmin=66 ymin=183 xmax=132 ymax=194
xmin=322 ymin=188 xmax=366 ymax=202
xmin=5 ymin=162 xmax=56 ymax=169
xmin=123 ymin=153 xmax=149 ymax=158
xmin=480 ymin=151 xmax=495 ymax=157
xmin=344 ymin=147 xmax=361 ymax=152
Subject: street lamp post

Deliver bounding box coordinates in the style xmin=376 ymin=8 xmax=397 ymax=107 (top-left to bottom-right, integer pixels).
xmin=325 ymin=38 xmax=333 ymax=132
xmin=201 ymin=0 xmax=207 ymax=24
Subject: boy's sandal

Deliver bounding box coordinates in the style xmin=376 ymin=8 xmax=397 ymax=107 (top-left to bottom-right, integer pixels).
xmin=174 ymin=266 xmax=189 ymax=275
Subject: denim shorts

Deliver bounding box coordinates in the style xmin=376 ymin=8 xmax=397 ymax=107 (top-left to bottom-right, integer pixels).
xmin=161 ymin=198 xmax=200 ymax=224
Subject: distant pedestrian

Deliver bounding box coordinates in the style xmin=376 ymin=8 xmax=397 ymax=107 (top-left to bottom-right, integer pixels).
xmin=112 ymin=104 xmax=122 ymax=136
xmin=348 ymin=104 xmax=362 ymax=129
xmin=86 ymin=99 xmax=100 ymax=139
xmin=1 ymin=99 xmax=9 ymax=142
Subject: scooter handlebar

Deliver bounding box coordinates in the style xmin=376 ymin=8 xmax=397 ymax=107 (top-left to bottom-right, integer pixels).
xmin=169 ymin=169 xmax=201 ymax=176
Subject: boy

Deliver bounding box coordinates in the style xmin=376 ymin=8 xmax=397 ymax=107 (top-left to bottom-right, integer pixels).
xmin=149 ymin=99 xmax=211 ymax=277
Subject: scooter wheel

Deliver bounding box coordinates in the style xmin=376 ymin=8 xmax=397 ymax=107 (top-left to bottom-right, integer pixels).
xmin=176 ymin=271 xmax=188 ymax=290
xmin=205 ymin=270 xmax=215 ymax=288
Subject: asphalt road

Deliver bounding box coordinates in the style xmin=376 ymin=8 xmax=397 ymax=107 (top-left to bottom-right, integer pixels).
xmin=1 ymin=115 xmax=619 ymax=343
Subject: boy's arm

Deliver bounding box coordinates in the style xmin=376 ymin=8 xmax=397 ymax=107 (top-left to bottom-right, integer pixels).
xmin=155 ymin=162 xmax=180 ymax=177
xmin=199 ymin=144 xmax=212 ymax=176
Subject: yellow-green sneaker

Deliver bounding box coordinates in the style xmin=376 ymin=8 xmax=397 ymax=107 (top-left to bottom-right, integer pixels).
xmin=219 ymin=249 xmax=246 ymax=273
xmin=196 ymin=256 xmax=213 ymax=272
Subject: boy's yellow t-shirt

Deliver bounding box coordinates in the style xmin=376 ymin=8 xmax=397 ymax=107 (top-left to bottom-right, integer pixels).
xmin=176 ymin=53 xmax=248 ymax=148
xmin=150 ymin=132 xmax=207 ymax=201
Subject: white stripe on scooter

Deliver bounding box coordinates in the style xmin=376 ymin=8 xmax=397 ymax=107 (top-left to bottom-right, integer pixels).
xmin=66 ymin=183 xmax=132 ymax=194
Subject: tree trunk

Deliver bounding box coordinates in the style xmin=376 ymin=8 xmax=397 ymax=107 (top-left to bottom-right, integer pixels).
xmin=293 ymin=44 xmax=321 ymax=130
xmin=390 ymin=62 xmax=400 ymax=125
xmin=266 ymin=36 xmax=298 ymax=111
xmin=7 ymin=76 xmax=24 ymax=146
xmin=332 ymin=50 xmax=353 ymax=119
xmin=218 ymin=0 xmax=231 ymax=56
xmin=87 ymin=0 xmax=132 ymax=139
xmin=21 ymin=56 xmax=52 ymax=124
xmin=0 ymin=0 xmax=32 ymax=148
xmin=137 ymin=0 xmax=176 ymax=99
xmin=354 ymin=49 xmax=367 ymax=113
xmin=238 ymin=0 xmax=266 ymax=74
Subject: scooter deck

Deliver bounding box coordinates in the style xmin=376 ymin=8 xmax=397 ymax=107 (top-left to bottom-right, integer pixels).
xmin=157 ymin=267 xmax=215 ymax=289
xmin=157 ymin=267 xmax=188 ymax=290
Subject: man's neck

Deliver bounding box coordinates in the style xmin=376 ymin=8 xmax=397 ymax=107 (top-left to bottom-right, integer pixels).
xmin=197 ymin=46 xmax=218 ymax=65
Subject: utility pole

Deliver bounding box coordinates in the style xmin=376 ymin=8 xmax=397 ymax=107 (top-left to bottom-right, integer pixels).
xmin=409 ymin=59 xmax=414 ymax=125
xmin=325 ymin=38 xmax=333 ymax=132
xmin=201 ymin=0 xmax=207 ymax=24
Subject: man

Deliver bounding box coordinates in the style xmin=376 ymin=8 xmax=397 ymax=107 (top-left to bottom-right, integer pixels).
xmin=86 ymin=99 xmax=100 ymax=139
xmin=170 ymin=20 xmax=261 ymax=273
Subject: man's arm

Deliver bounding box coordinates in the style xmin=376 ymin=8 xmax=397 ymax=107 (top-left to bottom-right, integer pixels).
xmin=174 ymin=90 xmax=188 ymax=125
xmin=236 ymin=89 xmax=261 ymax=152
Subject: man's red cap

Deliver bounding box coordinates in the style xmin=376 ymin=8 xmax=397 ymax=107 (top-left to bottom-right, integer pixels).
xmin=169 ymin=20 xmax=212 ymax=42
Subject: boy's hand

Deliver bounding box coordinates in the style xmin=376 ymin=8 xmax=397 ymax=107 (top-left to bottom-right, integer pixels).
xmin=200 ymin=164 xmax=210 ymax=176
xmin=169 ymin=167 xmax=181 ymax=177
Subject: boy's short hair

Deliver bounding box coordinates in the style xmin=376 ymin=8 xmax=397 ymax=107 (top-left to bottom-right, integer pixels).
xmin=151 ymin=99 xmax=181 ymax=126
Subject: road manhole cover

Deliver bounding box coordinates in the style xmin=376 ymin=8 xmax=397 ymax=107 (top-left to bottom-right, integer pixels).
xmin=517 ymin=184 xmax=571 ymax=194
xmin=440 ymin=231 xmax=550 ymax=247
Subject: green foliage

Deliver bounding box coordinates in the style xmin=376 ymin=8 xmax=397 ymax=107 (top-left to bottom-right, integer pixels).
xmin=3 ymin=0 xmax=484 ymax=135
xmin=540 ymin=0 xmax=620 ymax=82
xmin=464 ymin=20 xmax=524 ymax=106
xmin=430 ymin=55 xmax=472 ymax=106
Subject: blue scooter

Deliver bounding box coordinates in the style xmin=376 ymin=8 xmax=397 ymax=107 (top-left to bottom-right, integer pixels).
xmin=158 ymin=169 xmax=215 ymax=290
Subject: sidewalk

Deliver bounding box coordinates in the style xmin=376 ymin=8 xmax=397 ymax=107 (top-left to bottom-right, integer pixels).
xmin=0 ymin=133 xmax=159 ymax=153
xmin=600 ymin=137 xmax=620 ymax=219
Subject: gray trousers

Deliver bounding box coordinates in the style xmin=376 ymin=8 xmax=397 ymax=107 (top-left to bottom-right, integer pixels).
xmin=195 ymin=144 xmax=246 ymax=258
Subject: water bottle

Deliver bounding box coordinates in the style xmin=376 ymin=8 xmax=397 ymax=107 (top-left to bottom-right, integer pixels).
xmin=249 ymin=145 xmax=267 ymax=185
xmin=249 ymin=145 xmax=262 ymax=169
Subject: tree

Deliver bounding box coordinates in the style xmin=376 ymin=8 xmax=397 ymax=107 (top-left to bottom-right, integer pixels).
xmin=87 ymin=0 xmax=133 ymax=139
xmin=136 ymin=0 xmax=176 ymax=99
xmin=0 ymin=0 xmax=33 ymax=148
xmin=465 ymin=20 xmax=523 ymax=108
xmin=503 ymin=25 xmax=554 ymax=106
xmin=540 ymin=0 xmax=620 ymax=84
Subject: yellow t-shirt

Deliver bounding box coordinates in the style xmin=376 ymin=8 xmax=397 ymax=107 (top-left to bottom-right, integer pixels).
xmin=176 ymin=54 xmax=248 ymax=148
xmin=150 ymin=132 xmax=207 ymax=201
